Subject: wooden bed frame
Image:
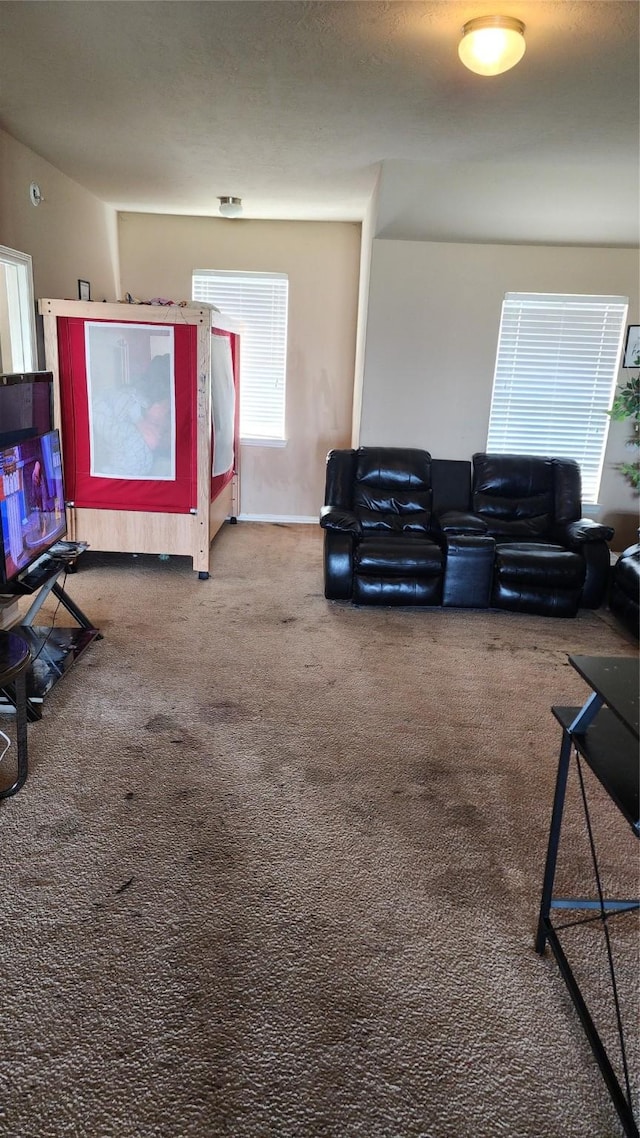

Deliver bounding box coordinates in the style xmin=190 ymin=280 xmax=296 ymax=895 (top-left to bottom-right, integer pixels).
xmin=38 ymin=299 xmax=240 ymax=576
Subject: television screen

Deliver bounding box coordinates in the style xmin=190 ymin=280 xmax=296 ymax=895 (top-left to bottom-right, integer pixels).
xmin=0 ymin=371 xmax=54 ymax=446
xmin=0 ymin=430 xmax=66 ymax=585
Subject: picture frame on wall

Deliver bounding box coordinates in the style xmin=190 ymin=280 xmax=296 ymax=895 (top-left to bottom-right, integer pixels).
xmin=622 ymin=324 xmax=640 ymax=368
xmin=78 ymin=279 xmax=91 ymax=302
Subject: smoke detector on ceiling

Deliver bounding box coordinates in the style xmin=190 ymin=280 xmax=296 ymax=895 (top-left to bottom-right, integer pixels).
xmin=29 ymin=181 xmax=44 ymax=206
xmin=218 ymin=196 xmax=242 ymax=218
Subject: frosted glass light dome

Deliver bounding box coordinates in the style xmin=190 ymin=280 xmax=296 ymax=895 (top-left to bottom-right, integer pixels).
xmin=218 ymin=196 xmax=243 ymax=218
xmin=458 ymin=16 xmax=526 ymax=76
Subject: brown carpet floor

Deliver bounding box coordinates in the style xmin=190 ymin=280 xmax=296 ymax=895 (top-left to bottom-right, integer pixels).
xmin=0 ymin=522 xmax=637 ymax=1138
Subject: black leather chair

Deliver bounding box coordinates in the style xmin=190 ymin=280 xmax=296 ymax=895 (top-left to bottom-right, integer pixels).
xmin=320 ymin=447 xmax=444 ymax=604
xmin=439 ymin=453 xmax=613 ymax=617
xmin=609 ymin=543 xmax=640 ymax=638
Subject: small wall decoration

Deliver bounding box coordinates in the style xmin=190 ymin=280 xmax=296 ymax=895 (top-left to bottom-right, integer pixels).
xmin=78 ymin=279 xmax=91 ymax=302
xmin=622 ymin=324 xmax=640 ymax=368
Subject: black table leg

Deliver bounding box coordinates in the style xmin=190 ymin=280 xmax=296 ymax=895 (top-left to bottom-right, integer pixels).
xmin=535 ymin=726 xmax=572 ymax=955
xmin=0 ymin=666 xmax=29 ymax=799
xmin=51 ymin=580 xmax=101 ymax=636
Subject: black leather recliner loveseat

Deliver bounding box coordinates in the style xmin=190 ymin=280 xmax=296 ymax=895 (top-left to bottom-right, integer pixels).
xmin=609 ymin=542 xmax=640 ymax=638
xmin=320 ymin=447 xmax=614 ymax=618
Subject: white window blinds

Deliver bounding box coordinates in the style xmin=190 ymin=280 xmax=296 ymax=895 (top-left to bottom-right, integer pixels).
xmin=486 ymin=293 xmax=628 ymax=502
xmin=193 ymin=271 xmax=288 ymax=441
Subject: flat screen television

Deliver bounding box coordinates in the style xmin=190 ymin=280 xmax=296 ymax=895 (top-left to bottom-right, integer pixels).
xmin=0 ymin=429 xmax=66 ymax=586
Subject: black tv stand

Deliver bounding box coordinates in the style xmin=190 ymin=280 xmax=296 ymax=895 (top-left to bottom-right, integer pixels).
xmin=0 ymin=550 xmax=100 ymax=721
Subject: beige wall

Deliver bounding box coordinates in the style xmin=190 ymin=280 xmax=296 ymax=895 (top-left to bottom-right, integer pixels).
xmin=361 ymin=239 xmax=640 ymax=547
xmin=3 ymin=126 xmax=637 ymax=545
xmin=118 ymin=213 xmax=360 ymax=519
xmin=0 ymin=127 xmax=119 ymax=310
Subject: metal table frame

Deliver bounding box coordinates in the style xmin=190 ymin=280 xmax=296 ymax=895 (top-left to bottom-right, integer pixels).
xmin=0 ymin=632 xmax=31 ymax=798
xmin=0 ymin=554 xmax=100 ymax=721
xmin=536 ymin=655 xmax=639 ymax=1138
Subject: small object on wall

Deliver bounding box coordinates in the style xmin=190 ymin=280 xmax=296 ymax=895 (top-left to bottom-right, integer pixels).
xmin=29 ymin=182 xmax=43 ymax=206
xmin=622 ymin=324 xmax=640 ymax=369
xmin=78 ymin=279 xmax=91 ymax=302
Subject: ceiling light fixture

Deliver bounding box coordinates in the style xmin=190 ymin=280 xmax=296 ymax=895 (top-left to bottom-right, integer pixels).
xmin=218 ymin=196 xmax=242 ymax=218
xmin=458 ymin=15 xmax=526 ymax=76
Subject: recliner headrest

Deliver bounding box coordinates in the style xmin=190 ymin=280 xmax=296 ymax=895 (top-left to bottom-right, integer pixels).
xmin=356 ymin=447 xmax=432 ymax=489
xmin=473 ymin=453 xmax=554 ymax=497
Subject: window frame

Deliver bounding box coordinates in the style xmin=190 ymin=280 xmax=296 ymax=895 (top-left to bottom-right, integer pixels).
xmin=0 ymin=245 xmax=38 ymax=373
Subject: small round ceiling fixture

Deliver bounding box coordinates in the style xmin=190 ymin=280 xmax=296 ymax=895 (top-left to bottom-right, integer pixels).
xmin=458 ymin=15 xmax=526 ymax=76
xmin=218 ymin=196 xmax=242 ymax=218
xmin=29 ymin=181 xmax=43 ymax=206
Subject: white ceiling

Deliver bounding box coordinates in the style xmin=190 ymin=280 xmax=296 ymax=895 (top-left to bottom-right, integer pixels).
xmin=0 ymin=1 xmax=638 ymax=242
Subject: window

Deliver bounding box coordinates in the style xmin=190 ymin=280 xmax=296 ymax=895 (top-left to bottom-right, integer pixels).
xmin=193 ymin=271 xmax=288 ymax=442
xmin=0 ymin=246 xmax=37 ymax=373
xmin=487 ymin=292 xmax=629 ymax=502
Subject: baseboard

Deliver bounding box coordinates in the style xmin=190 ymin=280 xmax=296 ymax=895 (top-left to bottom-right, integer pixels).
xmin=236 ymin=513 xmax=317 ymax=525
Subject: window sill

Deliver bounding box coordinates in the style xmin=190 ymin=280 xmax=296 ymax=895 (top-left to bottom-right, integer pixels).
xmin=240 ymin=437 xmax=287 ymax=448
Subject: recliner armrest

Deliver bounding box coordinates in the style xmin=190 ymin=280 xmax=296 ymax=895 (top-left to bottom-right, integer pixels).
xmin=559 ymin=518 xmax=614 ymax=545
xmin=319 ymin=506 xmax=362 ymax=536
xmin=437 ymin=510 xmax=489 ymax=535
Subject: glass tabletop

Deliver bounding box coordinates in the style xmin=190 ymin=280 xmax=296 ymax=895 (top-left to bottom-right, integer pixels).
xmin=0 ymin=630 xmax=31 ymax=684
xmin=569 ymin=655 xmax=639 ymax=739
